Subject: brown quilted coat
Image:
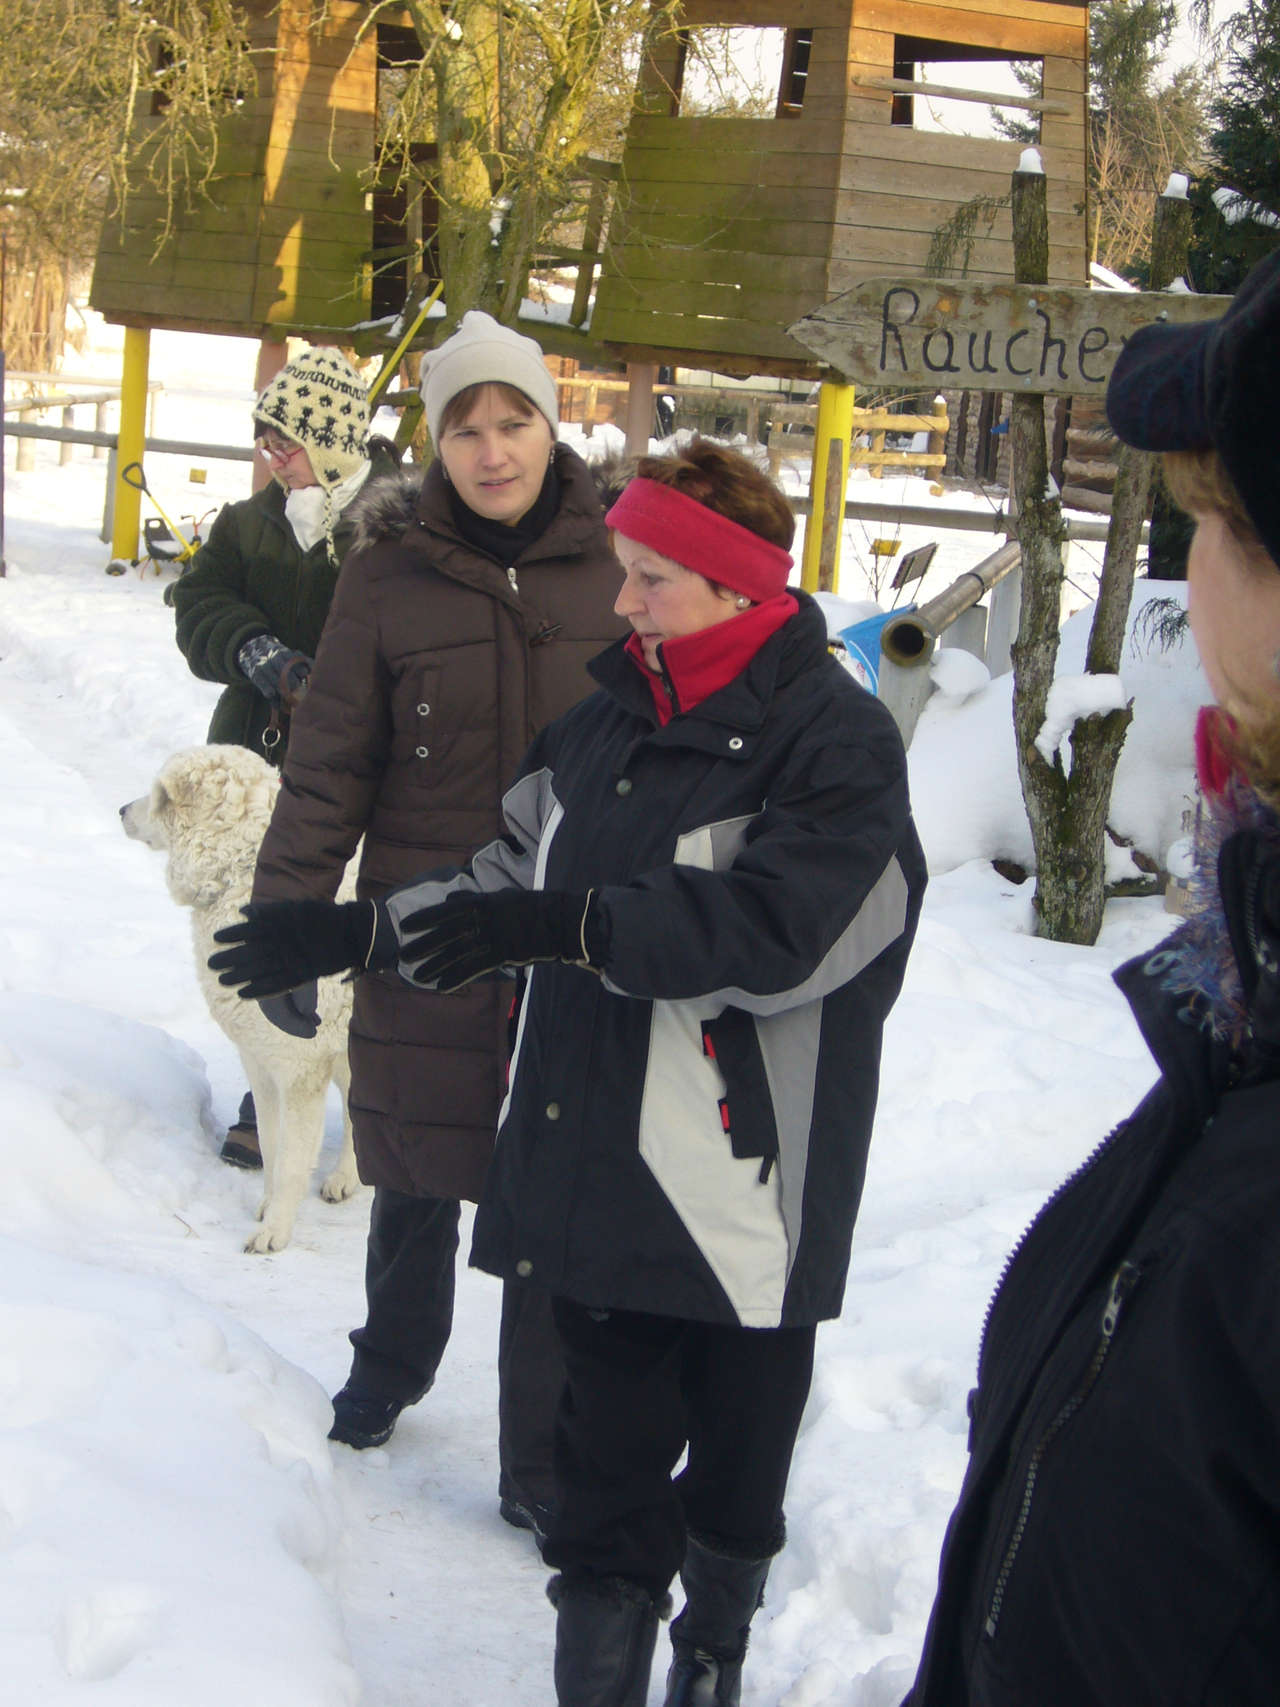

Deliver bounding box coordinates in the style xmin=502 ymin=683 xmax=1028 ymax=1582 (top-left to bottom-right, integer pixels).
xmin=252 ymin=446 xmax=625 ymax=1199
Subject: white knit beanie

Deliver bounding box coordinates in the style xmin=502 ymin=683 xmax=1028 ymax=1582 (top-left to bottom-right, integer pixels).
xmin=252 ymin=346 xmax=371 ymax=491
xmin=419 ymin=311 xmax=560 ymax=443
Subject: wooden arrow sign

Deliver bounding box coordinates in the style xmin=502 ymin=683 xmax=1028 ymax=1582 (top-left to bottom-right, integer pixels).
xmin=789 ymin=278 xmax=1231 ymax=396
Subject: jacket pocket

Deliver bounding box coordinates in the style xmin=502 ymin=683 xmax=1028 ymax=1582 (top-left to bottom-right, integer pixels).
xmin=701 ymin=1008 xmax=780 ymax=1183
xmin=390 ymin=662 xmax=443 ymax=766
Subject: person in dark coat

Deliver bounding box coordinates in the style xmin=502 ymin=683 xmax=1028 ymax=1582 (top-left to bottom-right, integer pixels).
xmin=901 ymin=248 xmax=1280 ymax=1706
xmin=209 ymin=439 xmax=927 ymax=1707
xmin=172 ymin=345 xmax=398 ymax=1167
xmin=244 ymin=312 xmax=626 ymax=1537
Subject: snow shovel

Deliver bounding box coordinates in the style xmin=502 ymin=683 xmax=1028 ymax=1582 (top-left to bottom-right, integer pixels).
xmin=107 ymin=462 xmax=211 ymax=580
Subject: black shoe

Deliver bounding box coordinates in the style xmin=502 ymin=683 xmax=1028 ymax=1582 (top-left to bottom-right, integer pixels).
xmin=328 ymin=1388 xmax=405 ymax=1450
xmin=500 ymin=1492 xmax=555 ymax=1545
xmin=220 ymin=1120 xmax=263 ymax=1170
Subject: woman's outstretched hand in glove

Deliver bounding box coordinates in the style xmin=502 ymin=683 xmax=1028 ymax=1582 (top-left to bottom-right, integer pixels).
xmin=399 ymin=890 xmax=596 ymax=992
xmin=209 ymin=899 xmax=393 ymax=1000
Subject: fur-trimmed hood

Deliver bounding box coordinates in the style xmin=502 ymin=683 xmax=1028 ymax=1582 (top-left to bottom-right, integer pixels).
xmin=347 ymin=464 xmax=428 ymax=554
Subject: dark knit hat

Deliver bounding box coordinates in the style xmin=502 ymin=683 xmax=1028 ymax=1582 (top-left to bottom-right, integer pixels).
xmin=1105 ymin=247 xmax=1280 ymax=567
xmin=252 ymin=347 xmax=371 ymax=490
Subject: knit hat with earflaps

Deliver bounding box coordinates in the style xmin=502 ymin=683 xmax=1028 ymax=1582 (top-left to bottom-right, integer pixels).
xmin=419 ymin=311 xmax=560 ymax=444
xmin=252 ymin=347 xmax=372 ymax=562
xmin=252 ymin=347 xmax=371 ymax=489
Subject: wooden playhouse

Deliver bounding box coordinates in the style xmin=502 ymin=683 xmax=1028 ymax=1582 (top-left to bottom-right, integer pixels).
xmin=591 ymin=0 xmax=1090 ymax=378
xmin=89 ymin=0 xmax=434 ymax=339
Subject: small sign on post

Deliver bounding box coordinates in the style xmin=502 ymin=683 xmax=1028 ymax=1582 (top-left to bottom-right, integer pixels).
xmin=789 ymin=278 xmax=1230 ymax=398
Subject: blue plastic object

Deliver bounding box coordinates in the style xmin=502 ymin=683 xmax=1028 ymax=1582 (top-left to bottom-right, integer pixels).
xmin=838 ymin=604 xmax=915 ymax=695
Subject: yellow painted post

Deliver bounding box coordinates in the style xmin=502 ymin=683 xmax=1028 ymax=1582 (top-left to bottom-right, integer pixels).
xmin=110 ymin=326 xmax=150 ymax=562
xmin=800 ymin=381 xmax=855 ymax=593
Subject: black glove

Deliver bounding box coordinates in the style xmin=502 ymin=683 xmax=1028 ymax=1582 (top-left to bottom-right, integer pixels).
xmin=398 ymin=889 xmax=596 ymax=992
xmin=209 ymin=899 xmax=395 ymax=1000
xmin=237 ymin=634 xmax=313 ymax=710
xmin=259 ymin=983 xmax=319 ymax=1039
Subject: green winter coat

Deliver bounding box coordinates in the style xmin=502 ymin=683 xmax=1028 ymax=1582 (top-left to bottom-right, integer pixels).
xmin=172 ymin=439 xmax=400 ymax=763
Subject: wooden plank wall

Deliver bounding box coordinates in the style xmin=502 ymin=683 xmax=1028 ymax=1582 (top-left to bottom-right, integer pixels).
xmin=835 ymin=0 xmax=1088 ymax=291
xmin=90 ymin=0 xmax=386 ymax=338
xmin=594 ymin=0 xmax=852 ymax=367
xmin=594 ymin=0 xmax=1088 ymax=372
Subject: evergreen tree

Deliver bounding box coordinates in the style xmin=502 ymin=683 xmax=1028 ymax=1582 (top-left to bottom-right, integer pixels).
xmin=1190 ymin=0 xmax=1280 ymax=292
xmin=1085 ymin=1 xmax=1207 ymax=280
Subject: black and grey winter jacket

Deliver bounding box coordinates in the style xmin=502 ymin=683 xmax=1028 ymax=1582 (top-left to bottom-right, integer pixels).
xmin=907 ymin=821 xmax=1280 ymax=1707
xmin=384 ymin=595 xmax=927 ymax=1327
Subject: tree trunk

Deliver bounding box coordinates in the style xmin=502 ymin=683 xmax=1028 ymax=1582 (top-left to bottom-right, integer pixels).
xmin=1007 ymin=162 xmax=1154 ymax=947
xmin=406 ymin=0 xmax=642 ymax=328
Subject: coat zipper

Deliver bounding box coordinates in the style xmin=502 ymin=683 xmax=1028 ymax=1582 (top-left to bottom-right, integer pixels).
xmin=976 ymin=1118 xmax=1131 ymax=1376
xmin=507 ymin=565 xmax=519 ymax=594
xmin=983 ymin=1258 xmax=1144 ymax=1640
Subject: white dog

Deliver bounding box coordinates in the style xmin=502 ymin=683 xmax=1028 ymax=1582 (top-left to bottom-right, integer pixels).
xmin=121 ymin=744 xmax=361 ymax=1252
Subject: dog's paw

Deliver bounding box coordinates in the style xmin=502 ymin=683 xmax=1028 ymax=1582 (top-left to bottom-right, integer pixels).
xmin=320 ymin=1165 xmax=361 ymax=1204
xmin=243 ymin=1219 xmax=293 ymax=1255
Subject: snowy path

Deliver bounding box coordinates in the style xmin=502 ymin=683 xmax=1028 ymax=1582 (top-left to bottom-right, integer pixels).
xmin=0 ymin=350 xmax=1190 ymax=1704
xmin=0 ymin=469 xmax=557 ymax=1704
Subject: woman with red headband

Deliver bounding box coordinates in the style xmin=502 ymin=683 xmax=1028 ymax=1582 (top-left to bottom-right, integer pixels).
xmin=209 ymin=439 xmax=927 ymax=1707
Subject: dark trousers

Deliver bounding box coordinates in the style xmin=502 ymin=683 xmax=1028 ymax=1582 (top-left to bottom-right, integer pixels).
xmin=347 ymin=1185 xmax=563 ymax=1506
xmin=544 ymin=1298 xmax=816 ymax=1601
xmin=499 ymin=1274 xmax=565 ymax=1510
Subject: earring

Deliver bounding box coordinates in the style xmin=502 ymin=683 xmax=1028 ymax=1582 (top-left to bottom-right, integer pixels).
xmin=735 ymin=594 xmax=750 ymax=609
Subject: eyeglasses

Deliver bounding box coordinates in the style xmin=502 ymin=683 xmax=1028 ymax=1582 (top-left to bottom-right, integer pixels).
xmin=257 ymin=430 xmax=303 ymax=464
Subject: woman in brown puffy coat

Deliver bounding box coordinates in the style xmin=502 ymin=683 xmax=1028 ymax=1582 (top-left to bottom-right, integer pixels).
xmin=249 ymin=312 xmax=624 ymax=1533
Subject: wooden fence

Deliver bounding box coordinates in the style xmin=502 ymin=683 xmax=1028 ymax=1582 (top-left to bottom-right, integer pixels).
xmin=552 ymin=373 xmax=949 ymax=480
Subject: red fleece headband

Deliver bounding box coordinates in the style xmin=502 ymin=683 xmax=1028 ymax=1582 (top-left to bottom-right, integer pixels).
xmin=605 ymin=477 xmax=794 ymax=602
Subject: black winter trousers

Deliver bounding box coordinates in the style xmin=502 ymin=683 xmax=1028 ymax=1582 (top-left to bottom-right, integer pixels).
xmin=346 ymin=1185 xmax=562 ymax=1508
xmin=543 ymin=1298 xmax=816 ymax=1601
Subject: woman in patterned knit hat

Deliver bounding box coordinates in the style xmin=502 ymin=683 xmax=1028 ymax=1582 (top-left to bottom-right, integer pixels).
xmin=172 ymin=345 xmax=399 ymax=1167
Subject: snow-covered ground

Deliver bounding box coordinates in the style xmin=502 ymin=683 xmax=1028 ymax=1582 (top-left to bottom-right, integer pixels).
xmin=0 ymin=327 xmax=1207 ymax=1705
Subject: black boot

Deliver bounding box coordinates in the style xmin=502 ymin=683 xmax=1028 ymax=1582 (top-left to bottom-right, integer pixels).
xmin=663 ymin=1536 xmax=772 ymax=1707
xmin=548 ymin=1573 xmax=668 ymax=1707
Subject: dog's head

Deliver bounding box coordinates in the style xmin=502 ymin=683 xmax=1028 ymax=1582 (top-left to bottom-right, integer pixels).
xmin=121 ymin=745 xmax=280 ymax=908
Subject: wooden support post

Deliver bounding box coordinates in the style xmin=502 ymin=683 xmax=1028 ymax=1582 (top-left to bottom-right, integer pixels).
xmin=869 ymin=423 xmax=886 ymax=479
xmin=801 ymin=381 xmax=854 ymax=593
xmin=60 ymin=405 xmax=74 ymax=466
xmin=571 ymin=176 xmax=608 ymax=330
xmin=1088 ymin=182 xmax=1191 ymax=661
xmin=624 ymin=363 xmax=657 ymax=458
xmin=94 ymin=398 xmax=108 ymax=459
xmin=110 ymin=325 xmax=150 ymax=563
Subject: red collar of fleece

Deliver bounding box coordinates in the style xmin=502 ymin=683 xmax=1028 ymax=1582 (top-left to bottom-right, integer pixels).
xmin=625 ymin=593 xmax=799 ymax=724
